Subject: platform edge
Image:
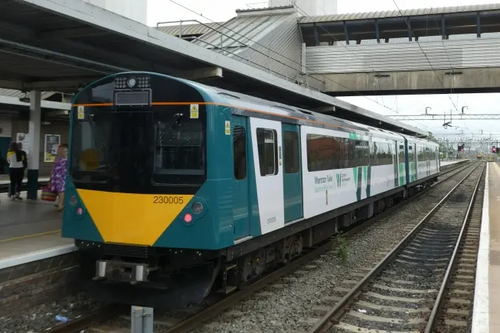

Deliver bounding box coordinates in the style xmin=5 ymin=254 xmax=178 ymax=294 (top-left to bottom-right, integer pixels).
xmin=0 ymin=244 xmax=78 ymax=270
xmin=472 ymin=162 xmax=490 ymax=333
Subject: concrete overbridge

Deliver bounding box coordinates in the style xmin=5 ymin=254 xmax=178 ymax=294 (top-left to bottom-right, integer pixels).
xmin=162 ymin=3 xmax=500 ymax=96
xmin=299 ymin=3 xmax=500 ymax=95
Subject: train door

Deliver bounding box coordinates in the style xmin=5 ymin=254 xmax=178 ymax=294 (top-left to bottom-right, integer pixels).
xmin=426 ymin=147 xmax=431 ymax=177
xmin=397 ymin=142 xmax=405 ymax=186
xmin=232 ymin=116 xmax=250 ymax=239
xmin=436 ymin=147 xmax=440 ymax=172
xmin=393 ymin=141 xmax=398 ymax=187
xmin=282 ymin=124 xmax=303 ymax=223
xmin=413 ymin=143 xmax=418 ymax=180
xmin=250 ymin=118 xmax=285 ymax=235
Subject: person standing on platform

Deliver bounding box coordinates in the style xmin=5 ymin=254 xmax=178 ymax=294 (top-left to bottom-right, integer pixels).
xmin=6 ymin=142 xmax=24 ymax=200
xmin=0 ymin=149 xmax=5 ymax=204
xmin=49 ymin=144 xmax=68 ymax=211
xmin=17 ymin=142 xmax=27 ymax=197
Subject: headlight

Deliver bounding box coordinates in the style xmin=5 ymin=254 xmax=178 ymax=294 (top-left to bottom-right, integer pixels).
xmin=127 ymin=77 xmax=137 ymax=88
xmin=192 ymin=201 xmax=204 ymax=214
xmin=69 ymin=195 xmax=78 ymax=206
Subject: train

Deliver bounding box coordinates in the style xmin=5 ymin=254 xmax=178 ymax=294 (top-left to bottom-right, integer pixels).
xmin=62 ymin=72 xmax=440 ymax=308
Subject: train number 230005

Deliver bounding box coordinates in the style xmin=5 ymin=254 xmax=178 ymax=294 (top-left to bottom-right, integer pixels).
xmin=153 ymin=196 xmax=184 ymax=204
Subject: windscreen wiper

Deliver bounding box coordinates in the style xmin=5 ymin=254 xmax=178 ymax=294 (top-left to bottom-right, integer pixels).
xmin=155 ymin=113 xmax=184 ymax=147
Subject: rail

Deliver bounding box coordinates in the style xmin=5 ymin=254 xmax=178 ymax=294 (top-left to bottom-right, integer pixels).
xmin=424 ymin=163 xmax=484 ymax=332
xmin=307 ymin=162 xmax=483 ymax=333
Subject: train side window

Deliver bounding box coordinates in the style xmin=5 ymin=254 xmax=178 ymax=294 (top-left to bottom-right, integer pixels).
xmin=408 ymin=145 xmax=414 ymax=162
xmin=233 ymin=126 xmax=246 ymax=180
xmin=257 ymin=128 xmax=278 ymax=176
xmin=373 ymin=142 xmax=392 ymax=166
xmin=346 ymin=139 xmax=355 ymax=168
xmin=352 ymin=140 xmax=369 ymax=167
xmin=306 ymin=134 xmax=340 ymax=171
xmin=338 ymin=138 xmax=347 ymax=169
xmin=398 ymin=144 xmax=405 ymax=163
xmin=284 ymin=131 xmax=299 ymax=173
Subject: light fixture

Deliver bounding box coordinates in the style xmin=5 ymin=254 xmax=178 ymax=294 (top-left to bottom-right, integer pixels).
xmin=192 ymin=202 xmax=204 ymax=214
xmin=184 ymin=213 xmax=193 ymax=223
xmin=127 ymin=77 xmax=137 ymax=88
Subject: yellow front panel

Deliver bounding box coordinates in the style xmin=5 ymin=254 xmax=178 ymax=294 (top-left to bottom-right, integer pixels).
xmin=77 ymin=189 xmax=193 ymax=246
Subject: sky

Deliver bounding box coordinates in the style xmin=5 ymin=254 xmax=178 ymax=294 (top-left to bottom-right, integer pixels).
xmin=146 ymin=0 xmax=500 ymax=140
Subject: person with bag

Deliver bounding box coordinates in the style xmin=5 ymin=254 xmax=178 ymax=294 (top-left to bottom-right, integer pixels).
xmin=16 ymin=142 xmax=27 ymax=199
xmin=48 ymin=144 xmax=68 ymax=211
xmin=6 ymin=142 xmax=24 ymax=200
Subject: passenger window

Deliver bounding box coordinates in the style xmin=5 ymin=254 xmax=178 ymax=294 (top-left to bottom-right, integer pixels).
xmin=353 ymin=140 xmax=369 ymax=167
xmin=233 ymin=126 xmax=246 ymax=180
xmin=257 ymin=128 xmax=278 ymax=176
xmin=306 ymin=134 xmax=339 ymax=171
xmin=398 ymin=145 xmax=405 ymax=163
xmin=284 ymin=131 xmax=299 ymax=174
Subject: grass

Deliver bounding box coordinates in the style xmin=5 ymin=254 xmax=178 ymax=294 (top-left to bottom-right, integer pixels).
xmin=335 ymin=232 xmax=348 ymax=263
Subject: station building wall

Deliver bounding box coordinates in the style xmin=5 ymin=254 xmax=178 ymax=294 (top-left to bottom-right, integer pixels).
xmin=0 ymin=116 xmax=69 ymax=177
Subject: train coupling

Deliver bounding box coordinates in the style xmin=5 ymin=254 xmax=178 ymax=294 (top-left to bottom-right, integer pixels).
xmin=94 ymin=260 xmax=158 ymax=284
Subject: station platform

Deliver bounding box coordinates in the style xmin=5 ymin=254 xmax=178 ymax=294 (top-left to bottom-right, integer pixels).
xmin=0 ymin=176 xmax=50 ymax=193
xmin=473 ymin=162 xmax=500 ymax=332
xmin=440 ymin=159 xmax=469 ymax=168
xmin=0 ymin=190 xmax=75 ymax=271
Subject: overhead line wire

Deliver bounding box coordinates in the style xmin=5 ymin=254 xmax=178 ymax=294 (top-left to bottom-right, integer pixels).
xmin=167 ymin=0 xmax=399 ymax=114
xmin=391 ymin=0 xmax=459 ymax=114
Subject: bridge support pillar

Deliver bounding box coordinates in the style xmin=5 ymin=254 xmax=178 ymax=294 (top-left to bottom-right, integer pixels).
xmin=27 ymin=90 xmax=41 ymax=200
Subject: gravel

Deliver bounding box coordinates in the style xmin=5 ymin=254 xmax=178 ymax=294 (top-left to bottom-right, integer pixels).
xmin=0 ymin=292 xmax=105 ymax=333
xmin=187 ymin=165 xmax=479 ymax=333
xmin=330 ymin=164 xmax=483 ymax=333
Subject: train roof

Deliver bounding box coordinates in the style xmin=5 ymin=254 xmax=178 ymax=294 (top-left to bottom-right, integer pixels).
xmin=184 ymin=77 xmax=440 ymax=144
xmin=185 ymin=78 xmax=414 ymax=138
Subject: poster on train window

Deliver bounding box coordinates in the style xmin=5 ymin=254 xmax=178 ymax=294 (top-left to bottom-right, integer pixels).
xmin=44 ymin=134 xmax=61 ymax=163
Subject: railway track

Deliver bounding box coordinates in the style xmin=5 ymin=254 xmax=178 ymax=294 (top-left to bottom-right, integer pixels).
xmin=43 ymin=161 xmax=477 ymax=333
xmin=308 ymin=162 xmax=484 ymax=333
xmin=430 ymin=172 xmax=483 ymax=333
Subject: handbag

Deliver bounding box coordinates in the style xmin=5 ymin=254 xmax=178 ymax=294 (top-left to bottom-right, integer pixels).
xmin=41 ymin=186 xmax=57 ymax=202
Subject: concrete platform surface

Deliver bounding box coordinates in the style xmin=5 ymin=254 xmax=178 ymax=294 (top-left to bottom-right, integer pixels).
xmin=472 ymin=162 xmax=500 ymax=333
xmin=0 ymin=233 xmax=75 ymax=270
xmin=440 ymin=159 xmax=469 ymax=167
xmin=0 ymin=190 xmax=62 ymax=241
xmin=0 ymin=189 xmax=76 ymax=270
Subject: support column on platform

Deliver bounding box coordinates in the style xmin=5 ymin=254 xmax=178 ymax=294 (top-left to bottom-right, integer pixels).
xmin=27 ymin=90 xmax=41 ymax=200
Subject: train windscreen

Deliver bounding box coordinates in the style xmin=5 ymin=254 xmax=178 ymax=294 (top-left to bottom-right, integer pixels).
xmin=70 ymin=74 xmax=207 ymax=194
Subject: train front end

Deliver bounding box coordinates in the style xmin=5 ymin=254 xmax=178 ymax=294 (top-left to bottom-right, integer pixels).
xmin=62 ymin=72 xmax=232 ymax=308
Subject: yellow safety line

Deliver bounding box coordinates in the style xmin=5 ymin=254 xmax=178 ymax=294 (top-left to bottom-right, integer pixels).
xmin=0 ymin=229 xmax=61 ymax=244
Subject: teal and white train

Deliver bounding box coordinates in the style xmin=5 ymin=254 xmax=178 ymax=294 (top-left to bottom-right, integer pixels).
xmin=62 ymin=72 xmax=440 ymax=308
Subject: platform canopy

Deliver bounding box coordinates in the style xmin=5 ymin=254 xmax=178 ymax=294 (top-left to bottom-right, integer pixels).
xmin=0 ymin=0 xmax=427 ymax=137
